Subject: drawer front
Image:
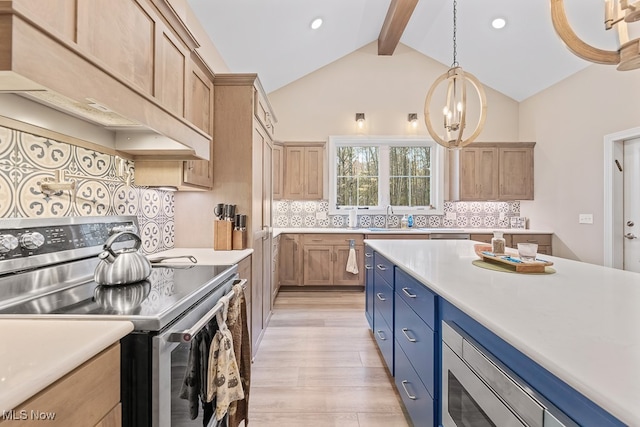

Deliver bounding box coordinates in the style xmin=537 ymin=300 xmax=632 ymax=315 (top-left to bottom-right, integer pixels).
xmin=303 ymin=234 xmax=363 ymax=246
xmin=373 ymin=252 xmax=394 ymax=285
xmin=395 ymin=268 xmax=436 ymax=330
xmin=395 ymin=296 xmax=435 ymax=395
xmin=373 ymin=307 xmax=394 ymax=374
xmin=511 ymin=234 xmax=552 ymax=246
xmin=374 ymin=274 xmax=394 ymax=326
xmin=394 ymin=342 xmax=435 ymax=426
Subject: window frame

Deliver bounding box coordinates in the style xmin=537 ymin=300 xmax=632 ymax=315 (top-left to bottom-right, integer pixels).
xmin=328 ymin=136 xmax=445 ymax=215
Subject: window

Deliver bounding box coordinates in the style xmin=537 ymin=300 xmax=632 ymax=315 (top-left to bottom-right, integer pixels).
xmin=328 ymin=136 xmax=444 ymax=214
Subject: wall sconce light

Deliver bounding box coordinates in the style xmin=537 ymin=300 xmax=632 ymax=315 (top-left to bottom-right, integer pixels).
xmin=355 ymin=113 xmax=366 ymax=130
xmin=408 ymin=113 xmax=418 ymax=128
xmin=551 ymin=0 xmax=640 ymax=70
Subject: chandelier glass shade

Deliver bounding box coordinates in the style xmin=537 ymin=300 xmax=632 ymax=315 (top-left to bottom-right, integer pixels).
xmin=424 ymin=0 xmax=487 ymax=149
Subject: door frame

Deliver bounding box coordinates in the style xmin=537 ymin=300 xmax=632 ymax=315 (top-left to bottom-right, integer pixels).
xmin=604 ymin=126 xmax=640 ymax=268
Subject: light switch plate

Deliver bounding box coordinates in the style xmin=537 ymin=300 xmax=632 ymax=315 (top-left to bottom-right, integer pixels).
xmin=445 ymin=212 xmax=456 ymax=221
xmin=579 ymin=214 xmax=593 ymax=224
xmin=316 ymin=211 xmax=327 ymax=220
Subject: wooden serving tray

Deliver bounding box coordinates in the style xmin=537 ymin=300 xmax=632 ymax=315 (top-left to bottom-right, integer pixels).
xmin=480 ymin=252 xmax=554 ymax=273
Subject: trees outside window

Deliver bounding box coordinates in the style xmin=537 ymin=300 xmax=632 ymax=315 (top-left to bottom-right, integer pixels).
xmin=329 ymin=137 xmax=444 ymax=214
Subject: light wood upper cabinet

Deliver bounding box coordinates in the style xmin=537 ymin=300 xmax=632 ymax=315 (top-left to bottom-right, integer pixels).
xmin=460 ymin=147 xmax=499 ymax=200
xmin=499 ymin=147 xmax=534 ymax=200
xmin=1 ymin=0 xmax=212 ymax=158
xmin=283 ymin=143 xmax=325 ymax=200
xmin=458 ymin=142 xmax=534 ymax=201
xmin=272 ymin=144 xmax=284 ymax=200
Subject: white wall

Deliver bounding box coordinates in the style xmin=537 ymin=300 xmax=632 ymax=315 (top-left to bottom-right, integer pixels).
xmin=519 ymin=64 xmax=640 ymax=264
xmin=269 ymin=42 xmax=519 ymax=141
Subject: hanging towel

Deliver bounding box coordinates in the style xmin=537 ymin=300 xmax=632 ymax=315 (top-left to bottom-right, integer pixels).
xmin=206 ymin=292 xmax=245 ymax=421
xmin=346 ymin=247 xmax=359 ymax=274
xmin=227 ymin=284 xmax=251 ymax=427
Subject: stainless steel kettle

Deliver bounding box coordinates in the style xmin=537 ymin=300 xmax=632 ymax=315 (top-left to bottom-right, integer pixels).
xmin=94 ymin=231 xmax=152 ymax=286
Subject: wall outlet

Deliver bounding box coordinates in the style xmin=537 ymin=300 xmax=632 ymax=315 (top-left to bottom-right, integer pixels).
xmin=499 ymin=212 xmax=505 ymax=220
xmin=445 ymin=211 xmax=457 ymax=221
xmin=579 ymin=213 xmax=593 ymax=224
xmin=316 ymin=211 xmax=327 ymax=220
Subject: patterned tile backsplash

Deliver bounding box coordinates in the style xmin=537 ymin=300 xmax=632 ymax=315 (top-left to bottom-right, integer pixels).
xmin=274 ymin=199 xmax=521 ymax=229
xmin=0 ymin=125 xmax=174 ymax=254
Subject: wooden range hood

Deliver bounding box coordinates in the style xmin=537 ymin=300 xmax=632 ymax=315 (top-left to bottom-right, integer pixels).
xmin=0 ymin=0 xmax=213 ymax=160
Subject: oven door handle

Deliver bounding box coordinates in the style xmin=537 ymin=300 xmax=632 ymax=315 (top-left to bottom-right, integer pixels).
xmin=166 ymin=279 xmax=247 ymax=343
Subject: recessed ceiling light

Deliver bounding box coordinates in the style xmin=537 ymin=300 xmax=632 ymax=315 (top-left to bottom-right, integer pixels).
xmin=492 ymin=18 xmax=506 ymax=29
xmin=311 ymin=18 xmax=323 ymax=30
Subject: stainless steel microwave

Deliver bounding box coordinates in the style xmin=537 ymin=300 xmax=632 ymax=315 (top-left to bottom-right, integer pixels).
xmin=441 ymin=321 xmax=578 ymax=427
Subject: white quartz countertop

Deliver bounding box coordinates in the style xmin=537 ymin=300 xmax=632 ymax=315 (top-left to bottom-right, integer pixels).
xmin=273 ymin=227 xmax=553 ymax=237
xmin=148 ymin=248 xmax=253 ymax=265
xmin=0 ymin=319 xmax=133 ymax=412
xmin=364 ymin=239 xmax=640 ymax=426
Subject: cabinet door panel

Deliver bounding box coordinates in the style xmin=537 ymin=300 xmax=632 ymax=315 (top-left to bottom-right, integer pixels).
xmin=273 ymin=145 xmax=283 ymax=199
xmin=333 ymin=245 xmax=364 ymax=286
xmin=499 ymin=148 xmax=533 ymax=200
xmin=365 ymin=246 xmax=374 ymax=329
xmin=304 ymin=147 xmax=323 ymax=199
xmin=157 ymin=32 xmax=186 ymax=115
xmin=77 ymin=0 xmax=154 ymax=94
xmin=478 ymin=148 xmax=499 ymax=199
xmin=279 ymin=235 xmax=301 ymax=285
xmin=395 ymin=268 xmax=436 ymax=330
xmin=303 ymin=245 xmax=333 ymax=285
xmin=284 ymin=146 xmax=304 ymax=199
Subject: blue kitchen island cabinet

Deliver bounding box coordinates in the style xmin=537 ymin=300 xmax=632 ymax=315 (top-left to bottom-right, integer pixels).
xmin=372 ymin=251 xmax=395 ymax=374
xmin=394 ymin=268 xmax=437 ymax=426
xmin=364 ymin=239 xmax=631 ymax=427
xmin=364 ymin=245 xmax=374 ymax=329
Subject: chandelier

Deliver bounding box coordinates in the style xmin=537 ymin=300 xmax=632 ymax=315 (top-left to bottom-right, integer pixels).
xmin=551 ymin=0 xmax=640 ymax=70
xmin=424 ymin=0 xmax=487 ymax=149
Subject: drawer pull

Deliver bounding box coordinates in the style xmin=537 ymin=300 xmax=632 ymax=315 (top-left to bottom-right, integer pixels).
xmin=401 ymin=287 xmax=417 ymax=298
xmin=401 ymin=380 xmax=417 ymax=400
xmin=365 ymin=253 xmax=373 ymax=258
xmin=401 ymin=328 xmax=417 ymax=343
xmin=376 ymin=330 xmax=387 ymax=340
xmin=365 ymin=264 xmax=373 ymax=270
xmin=376 ymin=293 xmax=386 ymax=301
xmin=527 ymin=239 xmax=538 ymax=243
xmin=376 ymin=264 xmax=387 ymax=271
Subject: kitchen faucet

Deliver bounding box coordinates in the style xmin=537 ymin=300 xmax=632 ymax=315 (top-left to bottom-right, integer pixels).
xmin=386 ymin=205 xmax=394 ymax=228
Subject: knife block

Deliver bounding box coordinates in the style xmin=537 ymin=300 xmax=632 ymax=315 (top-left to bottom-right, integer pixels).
xmin=232 ymin=229 xmax=247 ymax=250
xmin=214 ymin=220 xmax=233 ymax=250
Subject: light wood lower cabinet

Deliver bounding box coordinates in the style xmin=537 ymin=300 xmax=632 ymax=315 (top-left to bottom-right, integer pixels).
xmin=279 ymin=234 xmax=302 ymax=286
xmin=2 ymin=344 xmax=121 ymax=427
xmin=471 ymin=233 xmax=553 ymax=255
xmin=277 ymin=233 xmax=364 ymax=287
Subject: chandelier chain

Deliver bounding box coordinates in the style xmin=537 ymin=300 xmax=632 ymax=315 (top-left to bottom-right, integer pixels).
xmin=452 ymin=0 xmax=458 ymax=67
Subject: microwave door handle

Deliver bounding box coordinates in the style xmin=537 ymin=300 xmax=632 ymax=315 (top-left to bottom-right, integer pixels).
xmin=166 ymin=279 xmax=247 ymax=343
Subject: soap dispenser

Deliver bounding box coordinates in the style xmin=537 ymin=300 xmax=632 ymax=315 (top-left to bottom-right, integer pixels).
xmin=491 ymin=231 xmax=506 ymax=255
xmin=401 ymin=214 xmax=409 ymax=229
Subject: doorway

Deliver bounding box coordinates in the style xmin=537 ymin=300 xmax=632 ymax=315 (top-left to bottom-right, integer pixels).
xmin=604 ymin=127 xmax=640 ymax=270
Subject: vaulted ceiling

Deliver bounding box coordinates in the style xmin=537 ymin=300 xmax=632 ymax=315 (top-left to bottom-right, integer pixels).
xmin=187 ymin=0 xmax=620 ymax=101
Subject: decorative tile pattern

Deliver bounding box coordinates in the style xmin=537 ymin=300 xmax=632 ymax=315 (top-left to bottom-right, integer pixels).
xmin=272 ymin=199 xmax=523 ymax=230
xmin=0 ymin=125 xmax=174 ymax=254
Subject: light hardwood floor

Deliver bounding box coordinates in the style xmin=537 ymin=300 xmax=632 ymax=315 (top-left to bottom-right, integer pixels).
xmin=248 ymin=290 xmax=411 ymax=427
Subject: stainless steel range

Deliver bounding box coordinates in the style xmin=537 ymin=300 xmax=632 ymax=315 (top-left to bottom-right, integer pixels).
xmin=0 ymin=216 xmax=240 ymax=427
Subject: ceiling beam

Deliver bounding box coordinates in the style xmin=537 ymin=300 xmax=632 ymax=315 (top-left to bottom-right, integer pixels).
xmin=378 ymin=0 xmax=419 ymax=55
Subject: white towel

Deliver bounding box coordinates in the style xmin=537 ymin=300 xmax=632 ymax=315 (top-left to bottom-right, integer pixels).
xmin=346 ymin=247 xmax=359 ymax=274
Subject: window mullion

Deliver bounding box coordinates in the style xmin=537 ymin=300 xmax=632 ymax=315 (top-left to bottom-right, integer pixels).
xmin=380 ymin=145 xmax=390 ymax=208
